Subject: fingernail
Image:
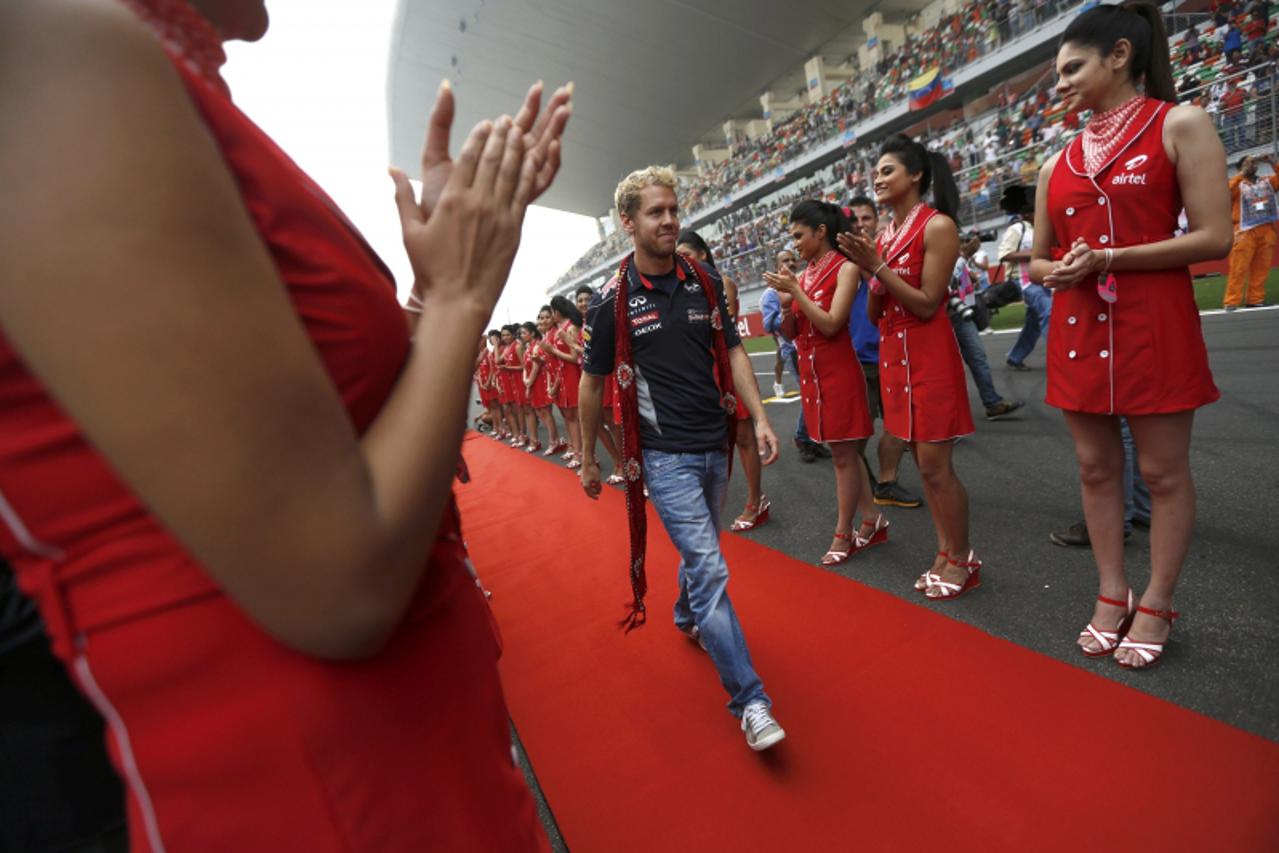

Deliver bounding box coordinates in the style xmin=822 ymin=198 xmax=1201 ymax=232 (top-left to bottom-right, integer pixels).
xmin=440 ymin=78 xmax=452 ymax=91
xmin=566 ymin=81 xmax=575 ymax=96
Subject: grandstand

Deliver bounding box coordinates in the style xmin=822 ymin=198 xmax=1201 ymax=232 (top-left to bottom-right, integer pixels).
xmin=550 ymin=0 xmax=1278 ymax=314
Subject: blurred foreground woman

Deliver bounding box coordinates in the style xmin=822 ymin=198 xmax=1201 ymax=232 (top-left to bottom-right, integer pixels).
xmin=0 ymin=0 xmax=569 ymax=849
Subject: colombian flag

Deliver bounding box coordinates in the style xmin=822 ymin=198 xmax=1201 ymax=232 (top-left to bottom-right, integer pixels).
xmin=908 ymin=67 xmax=954 ymax=111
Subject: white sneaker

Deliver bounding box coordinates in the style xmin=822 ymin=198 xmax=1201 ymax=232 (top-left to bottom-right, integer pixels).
xmin=740 ymin=702 xmax=785 ymax=751
xmin=772 ymin=382 xmax=786 ymax=398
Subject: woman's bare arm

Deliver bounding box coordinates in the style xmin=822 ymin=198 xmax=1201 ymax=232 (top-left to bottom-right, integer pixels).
xmin=877 ymin=216 xmax=959 ymax=320
xmin=0 ymin=2 xmax=567 ymax=659
xmin=789 ymin=263 xmax=860 ymax=338
xmin=1029 ymin=152 xmax=1062 ymax=283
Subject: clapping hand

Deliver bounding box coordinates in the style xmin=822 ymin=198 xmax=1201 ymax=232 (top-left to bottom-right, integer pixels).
xmin=390 ymin=80 xmax=572 ymax=314
xmin=763 ymin=265 xmax=801 ymax=297
xmin=837 ymin=230 xmax=881 ymax=272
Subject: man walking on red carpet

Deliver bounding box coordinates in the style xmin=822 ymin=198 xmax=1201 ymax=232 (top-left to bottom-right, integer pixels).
xmin=578 ymin=166 xmax=785 ymax=752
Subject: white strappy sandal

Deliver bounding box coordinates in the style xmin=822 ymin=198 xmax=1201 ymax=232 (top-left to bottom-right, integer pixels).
xmin=1078 ymin=589 xmax=1136 ymax=657
xmin=1116 ymin=605 xmax=1180 ymax=669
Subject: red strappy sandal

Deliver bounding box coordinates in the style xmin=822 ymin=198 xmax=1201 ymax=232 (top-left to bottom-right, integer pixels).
xmin=731 ymin=495 xmax=771 ymax=532
xmin=1078 ymin=589 xmax=1136 ymax=657
xmin=544 ymin=440 xmax=566 ymax=456
xmin=820 ymin=530 xmax=853 ymax=566
xmin=924 ymin=550 xmax=981 ymax=600
xmin=1115 ymin=605 xmax=1180 ymax=669
xmin=853 ymin=512 xmax=889 ymax=551
xmin=915 ymin=551 xmax=947 ymax=591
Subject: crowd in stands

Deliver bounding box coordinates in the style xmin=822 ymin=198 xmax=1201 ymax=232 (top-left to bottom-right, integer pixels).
xmin=556 ymin=0 xmax=1279 ymax=292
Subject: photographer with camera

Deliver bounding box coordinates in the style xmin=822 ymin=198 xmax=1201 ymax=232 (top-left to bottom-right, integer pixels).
xmin=950 ymin=237 xmax=1024 ymax=420
xmin=1000 ymin=185 xmax=1052 ymax=370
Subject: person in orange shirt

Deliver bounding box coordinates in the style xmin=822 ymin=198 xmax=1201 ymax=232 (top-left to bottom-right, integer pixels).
xmin=1224 ymin=154 xmax=1279 ymax=310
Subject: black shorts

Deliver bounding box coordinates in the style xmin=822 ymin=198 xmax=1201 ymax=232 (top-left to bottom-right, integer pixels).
xmin=861 ymin=360 xmax=882 ymax=421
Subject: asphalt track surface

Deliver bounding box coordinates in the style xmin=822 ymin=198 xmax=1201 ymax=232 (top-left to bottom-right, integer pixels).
xmin=487 ymin=307 xmax=1279 ymax=850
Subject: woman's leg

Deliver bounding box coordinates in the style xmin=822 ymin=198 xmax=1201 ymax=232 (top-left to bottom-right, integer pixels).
xmin=915 ymin=441 xmax=972 ymax=593
xmin=1062 ymin=411 xmax=1129 ymax=651
xmin=523 ymin=405 xmax=539 ymax=445
xmin=734 ymin=420 xmax=763 ymax=521
xmin=597 ymin=413 xmax=622 ymax=466
xmin=601 ymin=419 xmax=623 ymax=461
xmin=563 ymin=406 xmax=582 ymax=456
xmin=1118 ymin=411 xmax=1196 ymax=666
xmin=773 ymin=351 xmax=784 ymax=386
xmin=536 ymin=406 xmax=560 ymax=446
xmin=826 ymin=442 xmax=866 ymax=558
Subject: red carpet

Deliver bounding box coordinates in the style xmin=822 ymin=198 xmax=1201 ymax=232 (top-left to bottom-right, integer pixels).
xmin=457 ymin=433 xmax=1279 ymax=852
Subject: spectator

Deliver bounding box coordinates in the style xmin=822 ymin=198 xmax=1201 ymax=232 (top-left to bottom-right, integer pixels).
xmin=999 ymin=185 xmax=1048 ymax=370
xmin=1224 ymin=153 xmax=1278 ymax=310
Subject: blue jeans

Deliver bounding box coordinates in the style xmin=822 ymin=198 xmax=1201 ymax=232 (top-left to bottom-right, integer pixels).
xmin=784 ymin=347 xmax=811 ymax=444
xmin=1120 ymin=418 xmax=1151 ymax=533
xmin=949 ymin=311 xmax=1002 ymax=410
xmin=1007 ymin=283 xmax=1052 ymax=365
xmin=642 ymin=449 xmax=769 ymax=716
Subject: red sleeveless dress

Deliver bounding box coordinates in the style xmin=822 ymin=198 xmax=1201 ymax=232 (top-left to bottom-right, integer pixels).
xmin=554 ymin=321 xmax=582 ymax=408
xmin=876 ymin=207 xmax=975 ymax=442
xmin=539 ymin=333 xmax=562 ymax=405
xmin=503 ymin=343 xmax=528 ymax=406
xmin=526 ymin=343 xmax=552 ymax=408
xmin=794 ymin=251 xmax=873 ymax=442
xmin=477 ymin=351 xmax=498 ymax=407
xmin=0 ymin=17 xmax=546 ymax=852
xmin=1045 ymin=98 xmax=1219 ymax=414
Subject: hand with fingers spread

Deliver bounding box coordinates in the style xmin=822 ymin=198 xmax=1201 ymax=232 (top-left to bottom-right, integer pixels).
xmin=389 ymin=79 xmax=572 ymax=315
xmin=837 ymin=230 xmax=881 ymax=273
xmin=762 ymin=266 xmax=801 ymax=298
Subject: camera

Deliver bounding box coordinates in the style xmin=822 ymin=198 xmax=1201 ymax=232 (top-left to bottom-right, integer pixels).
xmin=948 ymin=294 xmax=975 ymax=322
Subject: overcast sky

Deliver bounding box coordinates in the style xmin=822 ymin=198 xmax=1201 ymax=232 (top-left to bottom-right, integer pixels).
xmin=222 ymin=0 xmax=600 ymax=326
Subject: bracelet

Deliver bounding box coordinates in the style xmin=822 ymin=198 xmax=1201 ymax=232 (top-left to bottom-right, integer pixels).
xmin=1102 ymin=248 xmax=1114 ymax=272
xmin=404 ymin=304 xmax=424 ymax=314
xmin=872 ymin=261 xmax=888 ymax=277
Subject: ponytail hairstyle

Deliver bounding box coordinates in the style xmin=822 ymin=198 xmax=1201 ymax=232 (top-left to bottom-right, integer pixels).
xmin=1060 ymin=1 xmax=1177 ymax=103
xmin=787 ymin=199 xmax=853 ymax=249
xmin=676 ymin=229 xmax=718 ymax=270
xmin=877 ymin=134 xmax=959 ymax=221
xmin=550 ymin=294 xmax=583 ymax=328
xmin=520 ymin=320 xmax=540 ymax=339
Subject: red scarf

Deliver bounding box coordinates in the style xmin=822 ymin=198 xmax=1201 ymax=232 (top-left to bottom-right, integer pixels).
xmin=612 ymin=252 xmax=738 ymax=631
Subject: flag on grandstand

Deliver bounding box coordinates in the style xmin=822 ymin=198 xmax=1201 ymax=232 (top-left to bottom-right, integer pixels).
xmin=907 ymin=67 xmax=954 ymax=111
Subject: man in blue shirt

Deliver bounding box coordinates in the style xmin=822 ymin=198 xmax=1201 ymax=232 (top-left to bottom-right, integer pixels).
xmin=846 ymin=197 xmax=921 ymax=509
xmin=758 ymin=249 xmax=830 ymax=463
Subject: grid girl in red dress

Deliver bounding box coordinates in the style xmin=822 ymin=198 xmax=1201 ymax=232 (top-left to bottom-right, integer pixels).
xmin=1030 ymin=2 xmax=1230 ymax=668
xmin=764 ymin=203 xmax=884 ymax=565
xmin=841 ymin=135 xmax=979 ymax=600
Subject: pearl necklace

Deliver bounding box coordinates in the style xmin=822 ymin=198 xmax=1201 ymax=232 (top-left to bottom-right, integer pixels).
xmin=1081 ymin=95 xmax=1146 ymax=176
xmin=879 ymin=201 xmax=926 ymax=262
xmin=119 ymin=0 xmax=230 ymax=95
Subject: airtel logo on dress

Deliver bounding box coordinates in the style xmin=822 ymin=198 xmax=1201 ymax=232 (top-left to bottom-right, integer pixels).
xmin=1112 ymin=154 xmax=1148 ymax=185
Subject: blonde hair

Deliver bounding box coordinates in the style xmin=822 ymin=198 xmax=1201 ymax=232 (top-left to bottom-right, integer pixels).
xmin=614 ymin=166 xmax=677 ymax=219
